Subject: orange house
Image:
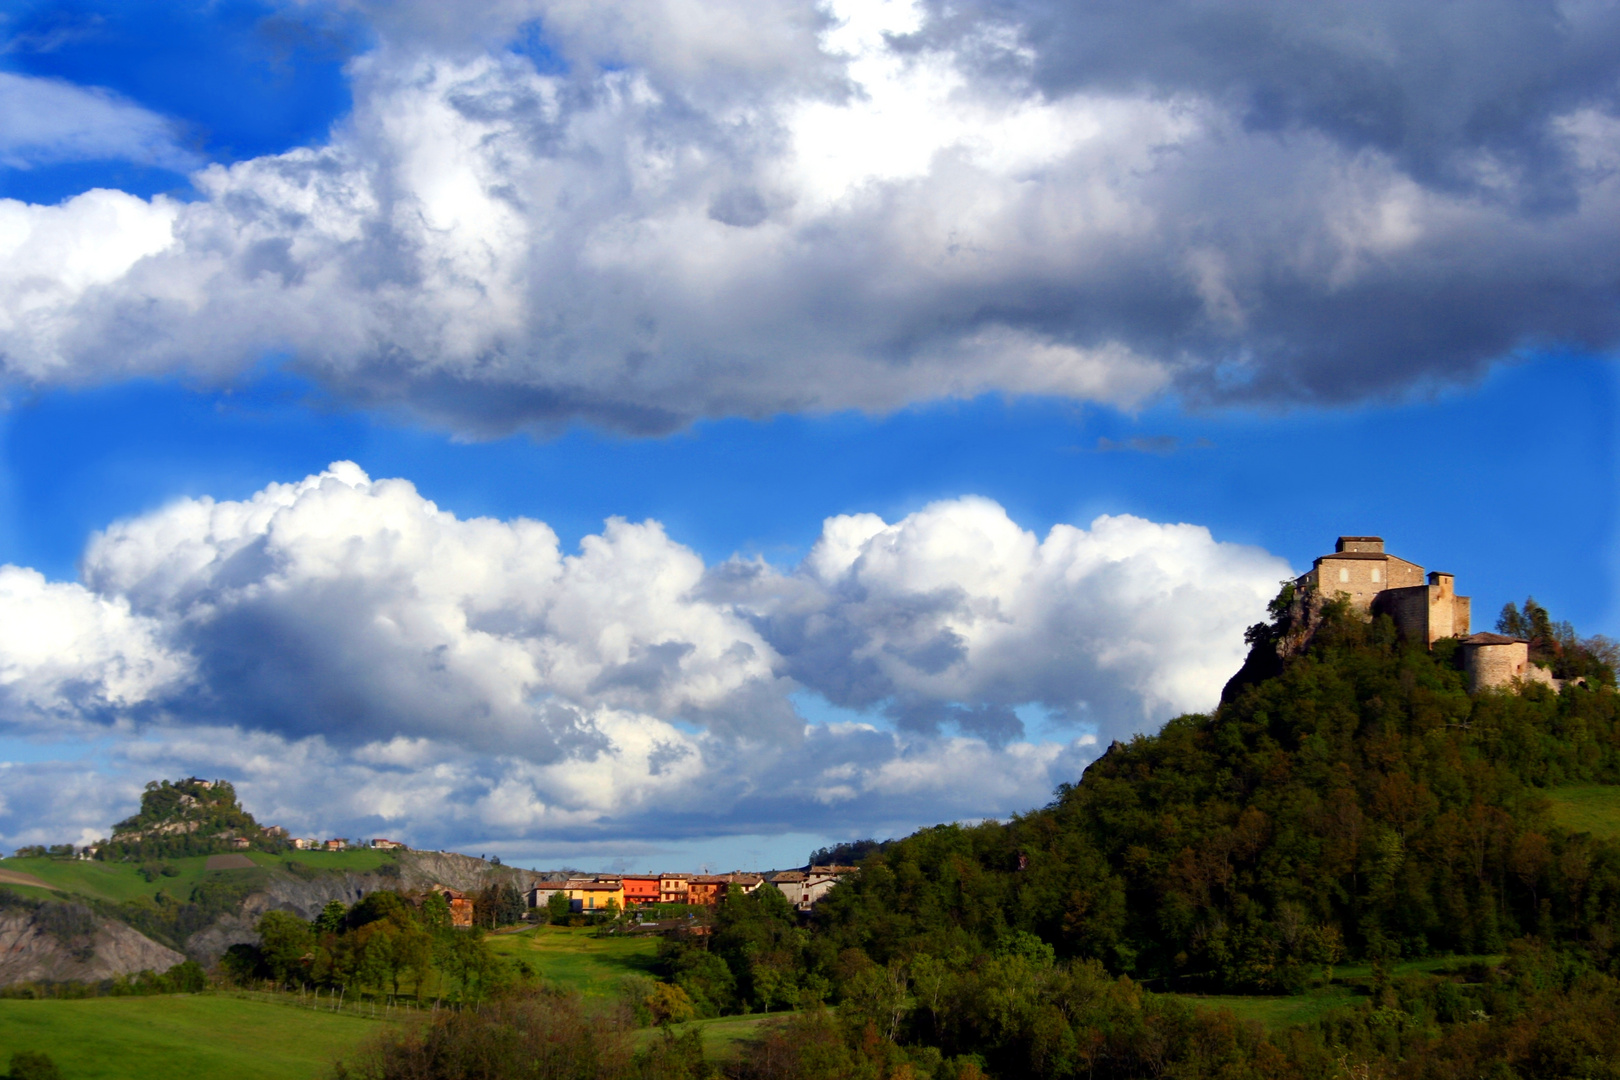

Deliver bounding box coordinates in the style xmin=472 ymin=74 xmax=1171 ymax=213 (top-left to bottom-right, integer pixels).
xmin=432 ymin=885 xmax=475 ymax=928
xmin=622 ymin=875 xmax=659 ymax=905
xmin=687 ymin=875 xmax=728 ymax=906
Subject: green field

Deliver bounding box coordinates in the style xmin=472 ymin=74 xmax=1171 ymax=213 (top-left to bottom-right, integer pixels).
xmin=1166 ymin=954 xmax=1502 ymax=1030
xmin=0 ymin=850 xmax=400 ymax=907
xmin=484 ymin=925 xmax=661 ymax=995
xmin=1167 ymin=987 xmax=1361 ymax=1029
xmin=643 ymin=1013 xmax=782 ymax=1058
xmin=0 ymin=994 xmax=385 ymax=1080
xmin=1544 ymin=785 xmax=1620 ymax=841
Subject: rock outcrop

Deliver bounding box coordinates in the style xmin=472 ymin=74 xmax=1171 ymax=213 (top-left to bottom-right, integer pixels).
xmin=183 ymin=851 xmax=561 ymax=964
xmin=0 ymin=907 xmax=184 ymax=986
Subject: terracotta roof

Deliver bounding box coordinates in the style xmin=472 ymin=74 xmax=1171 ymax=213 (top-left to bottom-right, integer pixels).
xmin=1313 ymin=552 xmax=1393 ymax=562
xmin=1462 ymin=632 xmax=1526 ymax=646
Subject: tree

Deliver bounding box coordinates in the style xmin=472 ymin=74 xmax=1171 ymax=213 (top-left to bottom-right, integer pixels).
xmin=441 ymin=929 xmax=500 ymax=1003
xmin=1498 ymin=601 xmax=1530 ymax=638
xmin=348 ymin=890 xmax=408 ymax=930
xmin=420 ymin=890 xmax=451 ymax=932
xmin=496 ymin=880 xmax=527 ymax=925
xmin=256 ymin=910 xmax=315 ymax=988
xmin=546 ymin=891 xmax=572 ymax=923
xmin=315 ymin=900 xmax=348 ymax=936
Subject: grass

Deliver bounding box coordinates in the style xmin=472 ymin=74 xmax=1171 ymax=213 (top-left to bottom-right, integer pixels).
xmin=1544 ymin=784 xmax=1620 ymax=841
xmin=1166 ymin=954 xmax=1502 ymax=1030
xmin=639 ymin=1013 xmax=783 ymax=1059
xmin=1165 ymin=986 xmax=1361 ymax=1029
xmin=484 ymin=925 xmax=661 ymax=996
xmin=0 ymin=850 xmax=400 ymax=907
xmin=0 ymin=993 xmax=385 ymax=1080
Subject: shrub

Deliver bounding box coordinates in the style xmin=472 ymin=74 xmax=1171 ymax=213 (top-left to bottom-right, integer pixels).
xmin=8 ymin=1051 xmax=63 ymax=1080
xmin=333 ymin=989 xmax=632 ymax=1079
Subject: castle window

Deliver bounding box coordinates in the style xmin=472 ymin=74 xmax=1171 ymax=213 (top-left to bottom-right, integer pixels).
xmin=1339 ymin=567 xmax=1350 ymax=583
xmin=1371 ymin=567 xmax=1381 ymax=583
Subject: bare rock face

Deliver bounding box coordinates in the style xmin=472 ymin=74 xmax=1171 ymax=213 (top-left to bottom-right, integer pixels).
xmin=0 ymin=907 xmax=184 ymax=986
xmin=394 ymin=851 xmax=552 ymax=893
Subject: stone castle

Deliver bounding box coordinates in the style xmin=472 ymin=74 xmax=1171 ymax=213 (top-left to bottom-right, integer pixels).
xmin=1298 ymin=536 xmax=1557 ymax=693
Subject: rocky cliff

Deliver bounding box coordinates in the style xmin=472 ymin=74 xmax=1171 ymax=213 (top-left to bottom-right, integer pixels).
xmin=0 ymin=906 xmax=185 ymax=986
xmin=183 ymin=850 xmax=563 ymax=965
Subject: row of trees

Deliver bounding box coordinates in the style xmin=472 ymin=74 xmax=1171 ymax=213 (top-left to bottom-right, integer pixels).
xmin=231 ymin=890 xmax=512 ymax=1004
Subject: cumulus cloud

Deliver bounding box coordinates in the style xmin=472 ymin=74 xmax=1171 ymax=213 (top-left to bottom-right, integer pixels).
xmin=0 ymin=71 xmax=200 ymax=172
xmin=0 ymin=463 xmax=1285 ymax=850
xmin=0 ymin=0 xmax=1617 ymax=427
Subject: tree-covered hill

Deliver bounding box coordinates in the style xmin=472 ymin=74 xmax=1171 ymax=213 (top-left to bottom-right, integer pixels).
xmin=100 ymin=777 xmax=281 ymax=859
xmin=810 ymin=597 xmax=1620 ymax=992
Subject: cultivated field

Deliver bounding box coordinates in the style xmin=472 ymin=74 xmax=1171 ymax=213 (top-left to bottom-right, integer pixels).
xmin=1544 ymin=784 xmax=1620 ymax=841
xmin=0 ymin=994 xmax=385 ymax=1080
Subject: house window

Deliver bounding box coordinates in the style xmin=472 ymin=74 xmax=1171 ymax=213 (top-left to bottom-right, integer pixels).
xmin=1339 ymin=567 xmax=1350 ymax=583
xmin=1371 ymin=567 xmax=1381 ymax=583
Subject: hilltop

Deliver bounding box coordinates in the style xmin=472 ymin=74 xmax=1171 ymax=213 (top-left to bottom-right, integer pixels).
xmin=813 ymin=593 xmax=1620 ymax=986
xmin=93 ymin=778 xmax=277 ymax=860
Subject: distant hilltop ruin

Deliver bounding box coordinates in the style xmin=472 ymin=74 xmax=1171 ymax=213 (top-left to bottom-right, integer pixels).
xmin=1296 ymin=535 xmax=1559 ymax=693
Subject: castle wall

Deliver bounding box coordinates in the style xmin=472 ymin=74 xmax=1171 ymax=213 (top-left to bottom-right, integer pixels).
xmin=1307 ymin=554 xmax=1425 ymax=612
xmin=1376 ymin=585 xmax=1433 ymax=640
xmin=1464 ymin=641 xmax=1528 ymax=691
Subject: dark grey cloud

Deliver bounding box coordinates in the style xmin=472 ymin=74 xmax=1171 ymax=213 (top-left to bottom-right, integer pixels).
xmin=6 ymin=1 xmax=1618 ymax=429
xmin=931 ymin=0 xmax=1620 ymax=204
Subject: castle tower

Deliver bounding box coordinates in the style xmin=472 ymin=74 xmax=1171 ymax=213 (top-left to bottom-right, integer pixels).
xmin=1295 ymin=536 xmax=1425 ymax=612
xmin=1297 ymin=535 xmax=1470 ymax=646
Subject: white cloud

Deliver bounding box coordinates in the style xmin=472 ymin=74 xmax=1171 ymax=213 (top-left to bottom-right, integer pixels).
xmin=725 ymin=497 xmax=1290 ymax=740
xmin=0 ymin=463 xmax=1286 ymax=852
xmin=0 ymin=565 xmax=187 ymax=724
xmin=2 ymin=0 xmax=1618 ymax=427
xmin=0 ymin=72 xmax=200 ymax=172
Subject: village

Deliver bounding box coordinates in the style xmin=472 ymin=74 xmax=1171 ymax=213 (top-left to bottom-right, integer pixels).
xmin=279 ymin=833 xmax=862 ymax=929
xmin=412 ymin=859 xmax=857 ymax=928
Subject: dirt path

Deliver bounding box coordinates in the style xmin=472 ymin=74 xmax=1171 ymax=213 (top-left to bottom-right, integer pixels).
xmin=0 ymin=869 xmax=54 ymax=889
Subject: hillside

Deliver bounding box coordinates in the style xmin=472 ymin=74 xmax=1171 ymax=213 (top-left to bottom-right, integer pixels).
xmin=616 ymin=596 xmax=1620 ymax=1078
xmin=813 ymin=599 xmax=1620 ymax=990
xmin=0 ymin=845 xmax=548 ymax=983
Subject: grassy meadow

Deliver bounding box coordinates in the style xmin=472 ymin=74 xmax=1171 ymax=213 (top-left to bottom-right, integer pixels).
xmin=1165 ymin=987 xmax=1361 ymax=1029
xmin=1543 ymin=784 xmax=1620 ymax=841
xmin=1167 ymin=955 xmax=1500 ymax=1030
xmin=0 ymin=849 xmax=400 ymax=908
xmin=483 ymin=925 xmax=661 ymax=995
xmin=0 ymin=994 xmax=385 ymax=1080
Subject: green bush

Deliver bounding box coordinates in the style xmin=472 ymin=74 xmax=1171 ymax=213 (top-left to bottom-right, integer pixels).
xmin=7 ymin=1050 xmax=63 ymax=1080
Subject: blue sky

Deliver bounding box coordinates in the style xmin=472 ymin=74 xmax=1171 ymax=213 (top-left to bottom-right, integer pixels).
xmin=0 ymin=0 xmax=1616 ymax=871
